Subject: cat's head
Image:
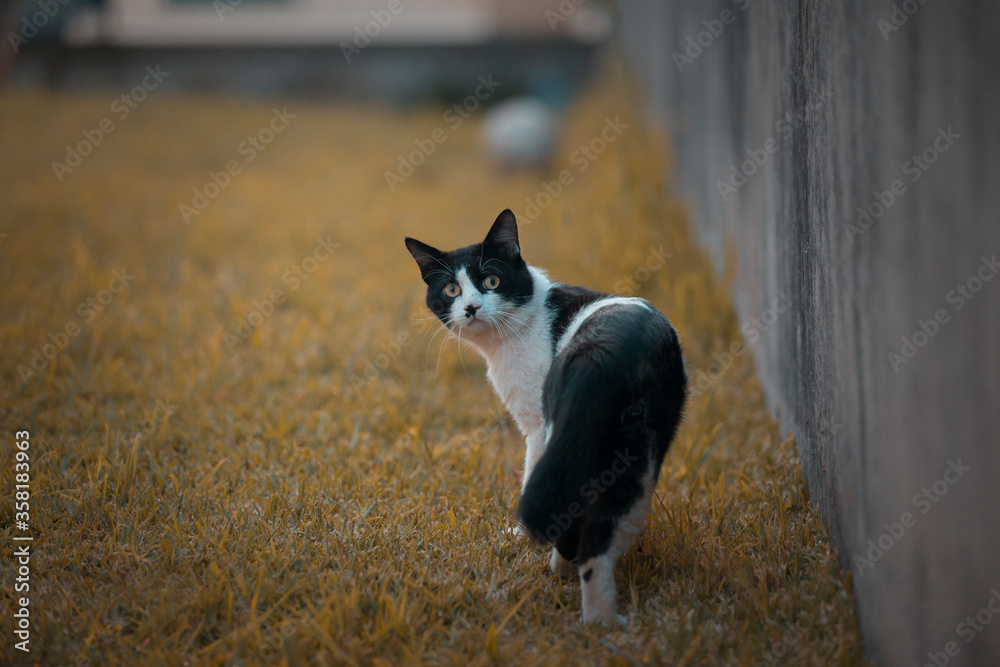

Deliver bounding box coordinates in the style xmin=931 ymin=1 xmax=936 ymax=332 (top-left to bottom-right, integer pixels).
xmin=404 ymin=209 xmax=533 ymax=342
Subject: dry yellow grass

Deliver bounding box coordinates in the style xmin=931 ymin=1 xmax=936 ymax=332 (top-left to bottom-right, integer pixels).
xmin=0 ymin=74 xmax=866 ymax=665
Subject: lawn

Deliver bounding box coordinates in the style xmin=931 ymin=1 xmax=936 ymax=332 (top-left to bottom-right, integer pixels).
xmin=0 ymin=75 xmax=866 ymax=665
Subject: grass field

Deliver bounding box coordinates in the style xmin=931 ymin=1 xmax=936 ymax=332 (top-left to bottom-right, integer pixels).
xmin=0 ymin=77 xmax=866 ymax=665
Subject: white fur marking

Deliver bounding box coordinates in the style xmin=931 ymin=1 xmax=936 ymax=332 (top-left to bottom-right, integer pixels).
xmin=456 ymin=266 xmax=555 ymax=488
xmin=579 ymin=452 xmax=655 ymax=626
xmin=450 ymin=267 xmax=481 ymax=324
xmin=556 ymin=297 xmax=652 ymax=355
xmin=550 ymin=548 xmax=576 ymax=578
xmin=579 ymin=555 xmax=625 ymax=627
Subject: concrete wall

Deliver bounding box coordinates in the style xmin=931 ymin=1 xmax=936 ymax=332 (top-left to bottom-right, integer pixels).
xmin=617 ymin=1 xmax=1000 ymax=664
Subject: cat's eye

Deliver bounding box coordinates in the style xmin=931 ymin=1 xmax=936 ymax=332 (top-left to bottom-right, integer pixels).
xmin=483 ymin=275 xmax=500 ymax=290
xmin=444 ymin=283 xmax=461 ymax=298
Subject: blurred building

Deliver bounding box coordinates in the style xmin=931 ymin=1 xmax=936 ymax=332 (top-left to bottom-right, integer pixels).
xmin=5 ymin=0 xmax=611 ymax=102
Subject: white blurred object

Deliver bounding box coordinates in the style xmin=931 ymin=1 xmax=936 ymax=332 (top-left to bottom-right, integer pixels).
xmin=481 ymin=97 xmax=558 ymax=170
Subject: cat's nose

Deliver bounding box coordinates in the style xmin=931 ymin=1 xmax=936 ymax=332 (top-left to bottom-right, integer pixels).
xmin=465 ymin=304 xmax=481 ymax=318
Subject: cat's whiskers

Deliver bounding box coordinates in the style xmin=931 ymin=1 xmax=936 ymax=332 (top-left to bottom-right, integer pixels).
xmin=424 ymin=319 xmax=452 ymax=372
xmin=488 ymin=310 xmax=519 ymax=346
xmin=422 ymin=268 xmax=451 ymax=281
xmin=430 ymin=256 xmax=453 ymax=273
xmin=481 ymin=258 xmax=510 ymax=275
xmin=491 ymin=315 xmax=515 ymax=348
xmin=497 ymin=310 xmax=530 ymax=330
xmin=487 ymin=319 xmax=500 ymax=347
xmin=496 ymin=304 xmax=529 ymax=322
xmin=433 ymin=323 xmax=453 ymax=377
xmin=488 ymin=316 xmax=511 ymax=349
xmin=425 ymin=314 xmax=452 ymax=337
xmin=493 ymin=310 xmax=531 ymax=348
xmin=452 ymin=321 xmax=476 ymax=385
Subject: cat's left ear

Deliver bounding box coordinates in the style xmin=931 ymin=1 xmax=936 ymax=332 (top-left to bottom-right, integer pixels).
xmin=404 ymin=237 xmax=445 ymax=283
xmin=484 ymin=209 xmax=521 ymax=259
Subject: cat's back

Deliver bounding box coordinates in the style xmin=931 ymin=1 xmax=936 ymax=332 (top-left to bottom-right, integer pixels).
xmin=544 ymin=283 xmax=679 ymax=360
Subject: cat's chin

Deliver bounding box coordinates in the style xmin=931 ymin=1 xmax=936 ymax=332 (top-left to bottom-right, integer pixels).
xmin=457 ymin=318 xmax=489 ymax=334
xmin=452 ymin=318 xmax=493 ymax=343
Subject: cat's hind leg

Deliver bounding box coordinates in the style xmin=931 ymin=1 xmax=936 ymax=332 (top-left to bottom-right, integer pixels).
xmin=578 ymin=553 xmax=625 ymax=627
xmin=576 ymin=466 xmax=655 ymax=628
xmin=574 ymin=516 xmax=626 ymax=627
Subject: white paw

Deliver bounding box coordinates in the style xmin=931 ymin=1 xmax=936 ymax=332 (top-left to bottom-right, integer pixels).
xmin=582 ymin=610 xmax=627 ymax=628
xmin=502 ymin=523 xmax=528 ymax=540
xmin=550 ymin=549 xmax=576 ymax=578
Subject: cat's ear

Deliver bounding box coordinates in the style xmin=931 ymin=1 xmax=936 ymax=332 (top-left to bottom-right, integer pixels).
xmin=484 ymin=209 xmax=521 ymax=258
xmin=404 ymin=237 xmax=444 ymax=282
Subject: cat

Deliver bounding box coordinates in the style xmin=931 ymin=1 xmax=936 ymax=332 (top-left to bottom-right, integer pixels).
xmin=404 ymin=209 xmax=688 ymax=626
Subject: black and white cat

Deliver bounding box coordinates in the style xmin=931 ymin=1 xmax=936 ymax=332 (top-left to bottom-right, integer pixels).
xmin=405 ymin=210 xmax=687 ymax=626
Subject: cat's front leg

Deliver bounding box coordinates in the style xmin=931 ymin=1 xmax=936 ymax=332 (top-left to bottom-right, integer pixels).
xmin=509 ymin=427 xmax=547 ymax=539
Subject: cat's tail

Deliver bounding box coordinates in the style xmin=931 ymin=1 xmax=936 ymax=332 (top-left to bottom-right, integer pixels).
xmin=515 ymin=338 xmax=641 ymax=547
xmin=516 ymin=305 xmax=686 ymax=549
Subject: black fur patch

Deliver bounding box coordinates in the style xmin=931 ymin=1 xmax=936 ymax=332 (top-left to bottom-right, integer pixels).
xmin=517 ymin=303 xmax=687 ymax=563
xmin=582 ymin=568 xmax=593 ymax=582
xmin=544 ymin=284 xmax=605 ymax=355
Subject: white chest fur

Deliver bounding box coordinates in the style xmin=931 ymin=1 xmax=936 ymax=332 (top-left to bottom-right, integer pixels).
xmin=473 ymin=268 xmax=554 ymax=438
xmin=483 ymin=315 xmax=551 ymax=437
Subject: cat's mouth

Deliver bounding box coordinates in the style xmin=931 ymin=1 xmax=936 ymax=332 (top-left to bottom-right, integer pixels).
xmin=455 ymin=315 xmax=490 ymax=335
